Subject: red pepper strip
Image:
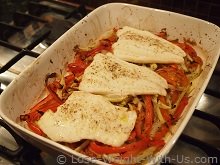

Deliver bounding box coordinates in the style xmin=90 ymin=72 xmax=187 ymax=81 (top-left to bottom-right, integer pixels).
xmin=174 ymin=43 xmax=203 ymax=65
xmin=87 ymin=45 xmax=106 ymax=57
xmin=149 ymin=139 xmax=165 ymax=147
xmin=175 ymin=43 xmax=196 ymax=56
xmin=38 ymin=101 xmax=60 ymax=112
xmin=134 ymin=109 xmax=145 ymax=138
xmin=169 ymin=64 xmax=179 ymax=69
xmin=49 ymin=81 xmax=62 ymax=91
xmin=89 ymin=137 xmax=150 ymax=154
xmin=67 ymin=63 xmax=86 ymax=75
xmin=127 ymin=131 xmax=136 ymax=142
xmin=29 ymin=100 xmax=57 ymax=121
xmin=158 ymin=96 xmax=172 ymax=126
xmin=27 ymin=121 xmax=44 ymax=136
xmin=27 ymin=111 xmax=41 ymax=121
xmin=160 ymin=109 xmax=172 ymax=127
xmin=30 ymin=94 xmax=53 ymax=112
xmin=144 ymin=95 xmax=153 ymax=136
xmin=121 ymin=139 xmax=165 ymax=158
xmin=173 ymin=96 xmax=189 ymax=121
xmin=87 ymin=39 xmax=116 ymax=57
xmin=27 ymin=101 xmax=60 ymax=122
xmin=153 ymin=124 xmax=169 ymax=141
xmin=47 ymin=85 xmax=63 ymax=105
xmin=170 ymin=90 xmax=180 ymax=105
xmin=135 ymin=118 xmax=143 ymax=138
xmin=35 ymin=97 xmax=59 ymax=111
xmin=151 ymin=140 xmax=166 ymax=152
xmin=67 ymin=54 xmax=88 ymax=75
xmin=158 ymin=96 xmax=166 ymax=104
xmin=64 ymin=74 xmax=75 ymax=87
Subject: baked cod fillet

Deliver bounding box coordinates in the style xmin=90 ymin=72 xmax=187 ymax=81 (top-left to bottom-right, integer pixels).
xmin=79 ymin=53 xmax=168 ymax=96
xmin=113 ymin=26 xmax=186 ymax=64
xmin=37 ymin=91 xmax=137 ymax=147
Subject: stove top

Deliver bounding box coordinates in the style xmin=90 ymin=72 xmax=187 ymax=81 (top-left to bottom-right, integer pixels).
xmin=0 ymin=0 xmax=220 ymax=165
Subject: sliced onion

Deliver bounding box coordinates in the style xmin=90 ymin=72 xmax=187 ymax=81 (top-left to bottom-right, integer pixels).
xmin=180 ymin=62 xmax=188 ymax=72
xmin=152 ymin=96 xmax=165 ymax=124
xmin=132 ymin=97 xmax=140 ymax=104
xmin=165 ymin=95 xmax=172 ymax=108
xmin=150 ymin=119 xmax=162 ymax=138
xmin=128 ymin=103 xmax=134 ymax=111
xmin=137 ymin=101 xmax=143 ymax=112
xmin=170 ymin=84 xmax=190 ymax=114
xmin=186 ymin=53 xmax=193 ymax=61
xmin=168 ymin=84 xmax=185 ymax=91
xmin=158 ymin=101 xmax=171 ymax=110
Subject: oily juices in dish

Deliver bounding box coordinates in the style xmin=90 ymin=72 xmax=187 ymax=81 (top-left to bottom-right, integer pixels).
xmin=20 ymin=26 xmax=203 ymax=164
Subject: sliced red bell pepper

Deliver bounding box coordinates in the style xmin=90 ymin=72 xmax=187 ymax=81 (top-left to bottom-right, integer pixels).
xmin=151 ymin=139 xmax=165 ymax=152
xmin=127 ymin=131 xmax=136 ymax=142
xmin=38 ymin=101 xmax=60 ymax=112
xmin=121 ymin=139 xmax=165 ymax=158
xmin=144 ymin=95 xmax=153 ymax=136
xmin=170 ymin=90 xmax=180 ymax=105
xmin=158 ymin=96 xmax=166 ymax=104
xmin=27 ymin=121 xmax=44 ymax=136
xmin=135 ymin=118 xmax=143 ymax=138
xmin=174 ymin=42 xmax=203 ymax=66
xmin=173 ymin=96 xmax=189 ymax=120
xmin=47 ymin=85 xmax=63 ymax=105
xmin=160 ymin=109 xmax=172 ymax=127
xmin=87 ymin=45 xmax=106 ymax=57
xmin=67 ymin=63 xmax=87 ymax=76
xmin=89 ymin=137 xmax=150 ymax=154
xmin=27 ymin=101 xmax=60 ymax=122
xmin=153 ymin=124 xmax=169 ymax=141
xmin=64 ymin=74 xmax=75 ymax=87
xmin=149 ymin=139 xmax=165 ymax=147
xmin=51 ymin=81 xmax=62 ymax=90
xmin=67 ymin=54 xmax=88 ymax=75
xmin=30 ymin=94 xmax=53 ymax=113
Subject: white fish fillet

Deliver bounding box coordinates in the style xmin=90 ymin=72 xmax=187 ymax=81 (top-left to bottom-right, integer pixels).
xmin=37 ymin=91 xmax=137 ymax=147
xmin=113 ymin=26 xmax=186 ymax=64
xmin=79 ymin=53 xmax=168 ymax=96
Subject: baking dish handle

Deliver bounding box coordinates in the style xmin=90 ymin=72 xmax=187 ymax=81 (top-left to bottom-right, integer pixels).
xmin=0 ymin=119 xmax=45 ymax=165
xmin=0 ymin=118 xmax=24 ymax=158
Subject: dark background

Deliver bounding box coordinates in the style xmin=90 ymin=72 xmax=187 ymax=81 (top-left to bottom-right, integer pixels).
xmin=0 ymin=0 xmax=220 ymax=26
xmin=84 ymin=0 xmax=220 ymax=26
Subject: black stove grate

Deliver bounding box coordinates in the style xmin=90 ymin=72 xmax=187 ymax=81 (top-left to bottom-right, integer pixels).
xmin=181 ymin=110 xmax=220 ymax=162
xmin=0 ymin=0 xmax=87 ymax=74
xmin=0 ymin=84 xmax=3 ymax=94
xmin=0 ymin=28 xmax=50 ymax=73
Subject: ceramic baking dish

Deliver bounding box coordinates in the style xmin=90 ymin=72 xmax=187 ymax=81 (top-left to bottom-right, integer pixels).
xmin=0 ymin=3 xmax=220 ymax=165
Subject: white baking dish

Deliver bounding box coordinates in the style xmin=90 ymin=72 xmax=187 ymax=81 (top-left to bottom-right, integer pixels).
xmin=0 ymin=3 xmax=220 ymax=164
